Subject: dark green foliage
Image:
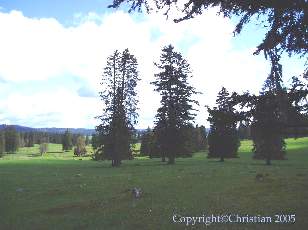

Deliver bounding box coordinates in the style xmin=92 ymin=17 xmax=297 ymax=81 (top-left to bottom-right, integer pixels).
xmin=24 ymin=132 xmax=35 ymax=147
xmin=193 ymin=125 xmax=207 ymax=151
xmin=4 ymin=126 xmax=19 ymax=153
xmin=207 ymin=87 xmax=240 ymax=161
xmin=181 ymin=124 xmax=207 ymax=154
xmin=252 ymin=51 xmax=288 ymax=164
xmin=109 ymin=0 xmax=307 ymax=57
xmin=286 ymin=71 xmax=308 ymax=137
xmin=151 ymin=44 xmax=199 ymax=164
xmin=140 ymin=127 xmax=154 ymax=156
xmin=232 ymin=52 xmax=291 ymax=164
xmin=96 ymin=49 xmax=139 ymax=166
xmin=0 ymin=131 xmax=5 ymax=156
xmin=62 ymin=129 xmax=73 ymax=151
xmin=85 ymin=135 xmax=90 ymax=146
xmin=91 ymin=133 xmax=103 ymax=150
xmin=251 ymin=93 xmax=286 ymax=164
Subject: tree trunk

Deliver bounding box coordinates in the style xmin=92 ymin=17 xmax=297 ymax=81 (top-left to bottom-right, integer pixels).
xmin=112 ymin=159 xmax=121 ymax=167
xmin=161 ymin=155 xmax=166 ymax=162
xmin=266 ymin=152 xmax=271 ymax=165
xmin=220 ymin=156 xmax=224 ymax=162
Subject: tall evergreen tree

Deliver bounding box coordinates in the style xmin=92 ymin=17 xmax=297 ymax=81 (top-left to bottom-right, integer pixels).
xmin=140 ymin=127 xmax=153 ymax=156
xmin=62 ymin=129 xmax=73 ymax=151
xmin=151 ymin=44 xmax=199 ymax=164
xmin=4 ymin=126 xmax=19 ymax=153
xmin=250 ymin=93 xmax=286 ymax=165
xmin=96 ymin=49 xmax=140 ymax=167
xmin=251 ymin=51 xmax=289 ymax=164
xmin=0 ymin=131 xmax=5 ymax=157
xmin=207 ymin=87 xmax=240 ymax=161
xmin=85 ymin=135 xmax=90 ymax=146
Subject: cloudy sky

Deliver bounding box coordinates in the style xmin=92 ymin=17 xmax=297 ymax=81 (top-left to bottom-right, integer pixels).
xmin=0 ymin=1 xmax=305 ymax=129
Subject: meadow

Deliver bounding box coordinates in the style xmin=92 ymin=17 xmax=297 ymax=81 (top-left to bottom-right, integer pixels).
xmin=0 ymin=138 xmax=307 ymax=229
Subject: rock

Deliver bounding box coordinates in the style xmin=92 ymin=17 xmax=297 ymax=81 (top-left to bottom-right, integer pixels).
xmin=255 ymin=173 xmax=264 ymax=181
xmin=132 ymin=187 xmax=142 ymax=199
xmin=16 ymin=188 xmax=24 ymax=192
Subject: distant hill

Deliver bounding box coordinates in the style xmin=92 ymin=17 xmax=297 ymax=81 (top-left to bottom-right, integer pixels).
xmin=0 ymin=124 xmax=95 ymax=135
xmin=0 ymin=124 xmax=209 ymax=136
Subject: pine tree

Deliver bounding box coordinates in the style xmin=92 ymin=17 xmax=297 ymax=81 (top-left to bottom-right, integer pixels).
xmin=0 ymin=131 xmax=5 ymax=157
xmin=251 ymin=93 xmax=286 ymax=165
xmin=151 ymin=44 xmax=199 ymax=164
xmin=140 ymin=127 xmax=153 ymax=156
xmin=251 ymin=50 xmax=288 ymax=165
xmin=96 ymin=49 xmax=140 ymax=167
xmin=4 ymin=126 xmax=19 ymax=153
xmin=62 ymin=129 xmax=73 ymax=151
xmin=85 ymin=135 xmax=90 ymax=146
xmin=207 ymin=87 xmax=240 ymax=162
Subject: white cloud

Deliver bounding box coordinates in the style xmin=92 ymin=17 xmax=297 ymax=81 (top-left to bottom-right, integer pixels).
xmin=0 ymin=8 xmax=302 ymax=129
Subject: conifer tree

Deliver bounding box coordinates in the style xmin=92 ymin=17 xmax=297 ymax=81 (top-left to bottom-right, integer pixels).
xmin=152 ymin=44 xmax=199 ymax=164
xmin=251 ymin=52 xmax=288 ymax=164
xmin=96 ymin=49 xmax=140 ymax=167
xmin=140 ymin=127 xmax=153 ymax=156
xmin=0 ymin=131 xmax=5 ymax=157
xmin=4 ymin=126 xmax=19 ymax=153
xmin=207 ymin=87 xmax=240 ymax=161
xmin=62 ymin=129 xmax=73 ymax=151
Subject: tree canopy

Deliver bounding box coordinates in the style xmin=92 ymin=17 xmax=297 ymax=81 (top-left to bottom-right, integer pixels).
xmin=109 ymin=0 xmax=308 ymax=57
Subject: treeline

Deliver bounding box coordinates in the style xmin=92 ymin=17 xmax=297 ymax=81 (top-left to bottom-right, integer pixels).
xmin=93 ymin=44 xmax=307 ymax=167
xmin=0 ymin=126 xmax=91 ymax=157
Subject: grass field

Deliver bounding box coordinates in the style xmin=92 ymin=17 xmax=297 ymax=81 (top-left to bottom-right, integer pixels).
xmin=0 ymin=138 xmax=308 ymax=229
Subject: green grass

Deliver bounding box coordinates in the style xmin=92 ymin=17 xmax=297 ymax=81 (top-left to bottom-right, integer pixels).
xmin=0 ymin=138 xmax=308 ymax=229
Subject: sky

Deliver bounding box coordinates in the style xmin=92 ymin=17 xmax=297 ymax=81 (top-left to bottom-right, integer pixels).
xmin=0 ymin=0 xmax=306 ymax=129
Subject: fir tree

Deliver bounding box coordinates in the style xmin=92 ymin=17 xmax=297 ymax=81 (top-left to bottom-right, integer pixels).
xmin=4 ymin=126 xmax=19 ymax=153
xmin=96 ymin=49 xmax=140 ymax=167
xmin=62 ymin=129 xmax=73 ymax=151
xmin=140 ymin=127 xmax=153 ymax=156
xmin=207 ymin=87 xmax=240 ymax=161
xmin=151 ymin=44 xmax=199 ymax=164
xmin=0 ymin=131 xmax=5 ymax=157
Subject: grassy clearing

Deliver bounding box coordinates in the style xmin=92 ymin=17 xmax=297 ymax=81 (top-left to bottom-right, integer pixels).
xmin=0 ymin=138 xmax=307 ymax=229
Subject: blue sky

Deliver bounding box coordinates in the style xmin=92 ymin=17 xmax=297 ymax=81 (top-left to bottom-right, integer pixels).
xmin=0 ymin=0 xmax=112 ymax=25
xmin=0 ymin=1 xmax=306 ymax=129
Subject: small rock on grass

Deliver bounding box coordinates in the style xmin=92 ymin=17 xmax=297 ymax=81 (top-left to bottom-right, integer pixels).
xmin=16 ymin=188 xmax=24 ymax=192
xmin=132 ymin=187 xmax=142 ymax=199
